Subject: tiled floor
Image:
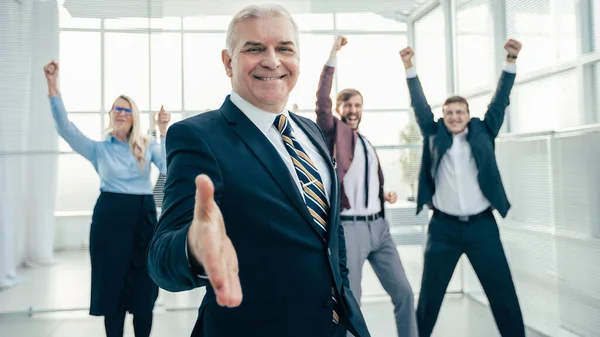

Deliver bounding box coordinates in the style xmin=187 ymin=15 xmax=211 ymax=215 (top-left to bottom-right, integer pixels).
xmin=0 ymin=250 xmax=538 ymax=337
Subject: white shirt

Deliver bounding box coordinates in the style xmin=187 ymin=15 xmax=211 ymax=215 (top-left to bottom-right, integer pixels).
xmin=406 ymin=62 xmax=517 ymax=216
xmin=431 ymin=128 xmax=490 ymax=216
xmin=230 ymin=91 xmax=332 ymax=203
xmin=340 ymin=134 xmax=382 ymax=216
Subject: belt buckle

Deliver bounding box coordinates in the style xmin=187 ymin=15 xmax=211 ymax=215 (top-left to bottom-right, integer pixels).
xmin=458 ymin=215 xmax=469 ymax=222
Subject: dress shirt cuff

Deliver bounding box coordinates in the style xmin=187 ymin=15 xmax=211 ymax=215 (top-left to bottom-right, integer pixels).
xmin=405 ymin=67 xmax=417 ymax=79
xmin=503 ymin=61 xmax=517 ymax=74
xmin=185 ymin=236 xmax=209 ymax=279
xmin=325 ymin=59 xmax=336 ymax=68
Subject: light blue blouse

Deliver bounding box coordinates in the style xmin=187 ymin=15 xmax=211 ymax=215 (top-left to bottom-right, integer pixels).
xmin=49 ymin=94 xmax=167 ymax=195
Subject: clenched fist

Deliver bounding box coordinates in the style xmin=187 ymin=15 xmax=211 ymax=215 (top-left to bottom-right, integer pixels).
xmin=155 ymin=105 xmax=171 ymax=137
xmin=333 ymin=35 xmax=348 ymax=51
xmin=505 ymin=39 xmax=522 ymax=59
xmin=43 ymin=60 xmax=60 ymax=97
xmin=399 ymin=47 xmax=414 ymax=69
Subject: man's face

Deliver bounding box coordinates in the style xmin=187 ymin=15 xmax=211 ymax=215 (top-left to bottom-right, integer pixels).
xmin=338 ymin=94 xmax=363 ymax=130
xmin=222 ymin=16 xmax=299 ymax=113
xmin=443 ymin=102 xmax=469 ymax=134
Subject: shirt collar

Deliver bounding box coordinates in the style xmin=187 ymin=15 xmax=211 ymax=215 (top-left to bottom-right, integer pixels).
xmin=230 ymin=90 xmax=290 ymax=135
xmin=453 ymin=127 xmax=469 ymax=140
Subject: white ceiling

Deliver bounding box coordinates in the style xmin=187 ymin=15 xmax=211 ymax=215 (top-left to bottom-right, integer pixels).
xmin=63 ymin=0 xmax=428 ymax=22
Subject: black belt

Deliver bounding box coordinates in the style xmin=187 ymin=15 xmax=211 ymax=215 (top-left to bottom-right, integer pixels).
xmin=433 ymin=208 xmax=492 ymax=223
xmin=340 ymin=213 xmax=381 ymax=222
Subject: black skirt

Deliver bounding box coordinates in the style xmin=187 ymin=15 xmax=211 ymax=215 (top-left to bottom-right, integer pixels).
xmin=89 ymin=192 xmax=159 ymax=316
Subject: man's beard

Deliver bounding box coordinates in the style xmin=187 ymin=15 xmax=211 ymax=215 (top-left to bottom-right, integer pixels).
xmin=341 ymin=114 xmax=361 ymax=129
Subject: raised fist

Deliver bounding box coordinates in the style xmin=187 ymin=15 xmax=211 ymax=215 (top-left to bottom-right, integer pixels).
xmin=504 ymin=39 xmax=522 ymax=56
xmin=399 ymin=47 xmax=415 ymax=69
xmin=43 ymin=60 xmax=59 ymax=84
xmin=333 ymin=36 xmax=348 ymax=51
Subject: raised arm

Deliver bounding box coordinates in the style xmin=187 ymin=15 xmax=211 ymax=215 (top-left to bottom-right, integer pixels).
xmin=150 ymin=105 xmax=170 ymax=174
xmin=400 ymin=47 xmax=436 ymax=136
xmin=44 ymin=61 xmax=97 ymax=165
xmin=483 ymin=39 xmax=522 ymax=138
xmin=316 ymin=36 xmax=347 ymax=138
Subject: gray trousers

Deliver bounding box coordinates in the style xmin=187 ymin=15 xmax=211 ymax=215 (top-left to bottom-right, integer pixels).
xmin=343 ymin=217 xmax=418 ymax=337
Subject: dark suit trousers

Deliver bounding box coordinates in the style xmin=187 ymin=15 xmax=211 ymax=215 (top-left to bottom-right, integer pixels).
xmin=416 ymin=210 xmax=525 ymax=337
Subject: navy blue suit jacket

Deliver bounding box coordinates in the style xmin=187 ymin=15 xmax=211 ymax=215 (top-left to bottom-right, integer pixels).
xmin=407 ymin=71 xmax=516 ymax=217
xmin=147 ymin=96 xmax=370 ymax=337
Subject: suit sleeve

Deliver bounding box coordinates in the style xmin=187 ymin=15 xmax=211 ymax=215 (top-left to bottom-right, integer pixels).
xmin=338 ymin=220 xmax=351 ymax=289
xmin=406 ymin=74 xmax=437 ymax=136
xmin=315 ymin=65 xmax=337 ymax=145
xmin=483 ymin=69 xmax=517 ymax=138
xmin=147 ymin=120 xmax=223 ymax=292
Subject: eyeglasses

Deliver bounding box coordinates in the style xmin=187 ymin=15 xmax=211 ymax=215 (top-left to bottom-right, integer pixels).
xmin=113 ymin=107 xmax=132 ymax=114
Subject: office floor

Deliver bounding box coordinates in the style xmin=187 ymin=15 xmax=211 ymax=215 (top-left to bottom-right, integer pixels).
xmin=0 ymin=250 xmax=534 ymax=337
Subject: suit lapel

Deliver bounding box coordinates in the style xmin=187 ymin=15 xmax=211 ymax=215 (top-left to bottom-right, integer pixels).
xmin=289 ymin=113 xmax=340 ymax=234
xmin=219 ymin=97 xmax=316 ymax=231
xmin=431 ymin=120 xmax=452 ymax=174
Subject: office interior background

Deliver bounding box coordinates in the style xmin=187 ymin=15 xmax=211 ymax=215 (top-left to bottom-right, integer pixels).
xmin=1 ymin=0 xmax=600 ymax=336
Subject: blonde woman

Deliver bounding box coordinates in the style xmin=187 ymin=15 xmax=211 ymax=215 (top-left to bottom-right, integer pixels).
xmin=44 ymin=60 xmax=170 ymax=337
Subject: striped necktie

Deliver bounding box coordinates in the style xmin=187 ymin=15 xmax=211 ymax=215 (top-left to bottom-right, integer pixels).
xmin=273 ymin=114 xmax=340 ymax=324
xmin=274 ymin=114 xmax=330 ymax=238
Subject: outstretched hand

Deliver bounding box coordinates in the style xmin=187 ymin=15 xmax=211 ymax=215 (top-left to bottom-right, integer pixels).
xmin=187 ymin=174 xmax=242 ymax=307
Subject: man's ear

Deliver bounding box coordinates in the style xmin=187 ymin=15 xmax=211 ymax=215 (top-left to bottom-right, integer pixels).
xmin=221 ymin=49 xmax=233 ymax=78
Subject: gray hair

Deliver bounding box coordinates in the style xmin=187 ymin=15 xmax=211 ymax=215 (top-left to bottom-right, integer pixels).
xmin=225 ymin=3 xmax=300 ymax=53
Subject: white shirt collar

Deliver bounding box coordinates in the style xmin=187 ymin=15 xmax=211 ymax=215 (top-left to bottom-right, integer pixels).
xmin=229 ymin=90 xmax=290 ymax=135
xmin=453 ymin=127 xmax=469 ymax=140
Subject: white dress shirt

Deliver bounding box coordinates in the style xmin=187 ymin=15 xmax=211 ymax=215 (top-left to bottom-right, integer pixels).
xmin=340 ymin=134 xmax=382 ymax=216
xmin=229 ymin=91 xmax=332 ymax=203
xmin=406 ymin=62 xmax=516 ymax=216
xmin=431 ymin=128 xmax=490 ymax=216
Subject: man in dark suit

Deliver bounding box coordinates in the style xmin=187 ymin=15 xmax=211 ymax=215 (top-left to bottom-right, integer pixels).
xmin=146 ymin=4 xmax=370 ymax=337
xmin=400 ymin=40 xmax=525 ymax=337
xmin=316 ymin=35 xmax=417 ymax=337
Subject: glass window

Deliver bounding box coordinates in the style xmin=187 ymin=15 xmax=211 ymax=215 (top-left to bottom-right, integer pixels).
xmin=359 ymin=111 xmax=410 ymax=146
xmin=592 ymin=62 xmax=600 ymax=122
xmin=292 ymin=13 xmax=334 ymax=31
xmin=104 ymin=33 xmax=150 ymax=111
xmin=465 ymin=92 xmax=494 ymax=120
xmin=58 ymin=113 xmax=103 ymax=152
xmin=456 ymin=0 xmax=496 ymax=94
xmin=150 ymin=33 xmax=182 ymax=111
xmin=506 ymin=0 xmax=577 ymax=75
xmin=414 ymin=6 xmax=448 ymax=105
xmin=150 ymin=17 xmax=182 ymax=30
xmin=58 ymin=0 xmax=100 ymax=29
xmin=183 ymin=15 xmax=231 ymax=30
xmin=593 ymin=0 xmax=600 ymax=52
xmin=59 ymin=32 xmax=101 ymax=112
xmin=287 ymin=34 xmax=336 ymax=112
xmin=183 ymin=33 xmax=231 ymax=111
xmin=336 ymin=34 xmax=408 ymax=110
xmin=335 ymin=13 xmax=407 ymax=31
xmin=55 ymin=153 xmax=100 ymax=213
xmin=510 ymin=71 xmax=580 ymax=133
xmin=136 ymin=113 xmax=183 ymax=135
xmin=104 ymin=17 xmax=150 ymax=30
